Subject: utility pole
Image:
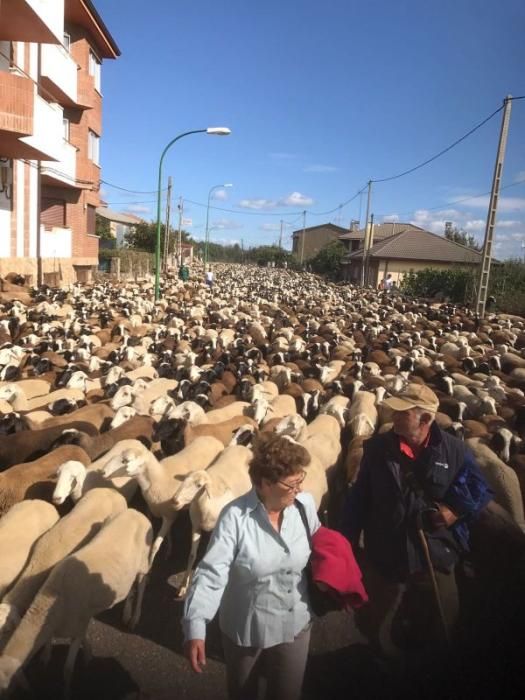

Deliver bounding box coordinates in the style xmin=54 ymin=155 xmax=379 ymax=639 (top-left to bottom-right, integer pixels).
xmin=361 ymin=180 xmax=373 ymax=286
xmin=364 ymin=213 xmax=375 ymax=286
xmin=476 ymin=95 xmax=513 ymax=318
xmin=279 ymin=220 xmax=283 ymax=249
xmin=176 ymin=196 xmax=183 ymax=268
xmin=300 ymin=210 xmax=306 ymax=265
xmin=162 ymin=176 xmax=172 ymax=271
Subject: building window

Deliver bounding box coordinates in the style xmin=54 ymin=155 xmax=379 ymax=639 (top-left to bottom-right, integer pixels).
xmin=88 ymin=130 xmax=100 ymax=165
xmin=62 ymin=118 xmax=70 ymax=142
xmin=63 ymin=33 xmax=71 ymax=52
xmin=88 ymin=49 xmax=101 ymax=92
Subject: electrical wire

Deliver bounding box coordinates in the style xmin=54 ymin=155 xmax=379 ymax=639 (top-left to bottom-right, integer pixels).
xmin=371 ymin=105 xmax=504 ymax=184
xmin=100 ymin=179 xmax=168 ymax=194
xmin=374 ymin=176 xmax=525 ymax=219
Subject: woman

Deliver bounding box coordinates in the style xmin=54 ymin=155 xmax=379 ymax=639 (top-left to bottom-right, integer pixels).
xmin=182 ymin=433 xmax=320 ymax=700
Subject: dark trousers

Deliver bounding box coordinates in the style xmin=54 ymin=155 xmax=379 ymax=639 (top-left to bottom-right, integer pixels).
xmin=221 ymin=624 xmax=311 ymax=700
xmin=356 ymin=565 xmax=458 ymax=654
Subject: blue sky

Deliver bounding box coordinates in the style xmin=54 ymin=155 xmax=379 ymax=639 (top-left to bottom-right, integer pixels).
xmin=95 ymin=0 xmax=525 ymax=258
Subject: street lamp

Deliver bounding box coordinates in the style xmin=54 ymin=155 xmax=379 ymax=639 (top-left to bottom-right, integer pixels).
xmin=154 ymin=127 xmax=231 ymax=300
xmin=204 ymin=183 xmax=232 ymax=268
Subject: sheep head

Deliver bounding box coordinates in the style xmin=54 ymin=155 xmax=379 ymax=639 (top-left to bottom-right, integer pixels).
xmin=173 ymin=471 xmax=210 ymax=509
xmin=149 ymin=395 xmax=175 ymax=420
xmin=110 ymin=406 xmax=137 ymax=428
xmin=121 ymin=449 xmax=148 ymax=477
xmin=251 ymin=398 xmax=270 ymax=426
xmin=229 ymin=424 xmax=256 ymax=447
xmin=275 ymin=414 xmax=307 ymax=439
xmin=65 ymin=370 xmax=88 ymax=390
xmin=53 ymin=459 xmax=87 ymax=504
xmin=110 ymin=384 xmax=134 ymax=409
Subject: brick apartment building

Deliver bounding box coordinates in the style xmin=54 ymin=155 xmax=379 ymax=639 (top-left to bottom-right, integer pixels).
xmin=0 ymin=0 xmax=119 ymax=285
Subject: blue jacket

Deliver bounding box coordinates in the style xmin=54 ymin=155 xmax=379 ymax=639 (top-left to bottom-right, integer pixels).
xmin=342 ymin=423 xmax=492 ymax=580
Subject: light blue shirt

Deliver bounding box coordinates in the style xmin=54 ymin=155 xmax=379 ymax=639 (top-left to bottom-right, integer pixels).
xmin=182 ymin=489 xmax=320 ymax=648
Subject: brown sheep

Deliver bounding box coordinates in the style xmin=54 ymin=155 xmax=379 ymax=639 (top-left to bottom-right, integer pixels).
xmin=0 ymin=421 xmax=98 ymax=471
xmin=0 ymin=445 xmax=91 ymax=516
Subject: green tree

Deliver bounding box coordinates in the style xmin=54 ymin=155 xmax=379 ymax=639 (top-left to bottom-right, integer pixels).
xmin=95 ymin=213 xmax=113 ymax=240
xmin=309 ymin=241 xmax=346 ymax=277
xmin=125 ymin=220 xmax=190 ymax=253
xmin=444 ymin=221 xmax=481 ymax=250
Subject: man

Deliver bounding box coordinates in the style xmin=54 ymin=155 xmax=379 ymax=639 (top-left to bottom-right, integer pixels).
xmin=342 ymin=384 xmax=491 ymax=650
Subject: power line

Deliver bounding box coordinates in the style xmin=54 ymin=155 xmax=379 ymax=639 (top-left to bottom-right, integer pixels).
xmin=100 ymin=179 xmax=168 ymax=194
xmin=374 ymin=175 xmax=525 ymax=218
xmin=372 ymin=104 xmax=505 ymax=184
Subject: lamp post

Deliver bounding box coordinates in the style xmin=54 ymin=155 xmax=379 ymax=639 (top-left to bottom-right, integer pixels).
xmin=204 ymin=183 xmax=232 ymax=268
xmin=154 ymin=127 xmax=231 ymax=301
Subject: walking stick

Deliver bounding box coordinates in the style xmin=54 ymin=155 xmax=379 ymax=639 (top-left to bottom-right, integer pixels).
xmin=416 ymin=525 xmax=450 ymax=645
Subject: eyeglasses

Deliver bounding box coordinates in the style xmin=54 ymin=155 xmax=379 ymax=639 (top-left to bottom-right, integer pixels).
xmin=276 ymin=471 xmax=307 ymax=492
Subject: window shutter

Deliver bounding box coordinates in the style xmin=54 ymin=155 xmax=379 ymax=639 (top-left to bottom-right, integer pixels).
xmin=41 ymin=198 xmax=66 ymax=228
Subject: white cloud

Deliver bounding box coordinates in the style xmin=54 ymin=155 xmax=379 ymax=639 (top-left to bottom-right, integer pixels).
xmin=126 ymin=204 xmax=151 ymax=214
xmin=383 ymin=214 xmax=399 ymax=222
xmin=211 ymin=218 xmax=243 ymax=230
xmin=212 ymin=189 xmax=230 ymax=201
xmin=449 ymin=195 xmax=525 ymax=212
xmin=463 ymin=220 xmax=486 ymax=232
xmin=497 ymin=219 xmax=521 ymax=228
xmin=279 ymin=191 xmax=314 ymax=207
xmin=303 ymin=164 xmax=338 ymax=173
xmin=239 ymin=191 xmax=314 ymax=210
xmin=238 ymin=198 xmax=278 ymax=210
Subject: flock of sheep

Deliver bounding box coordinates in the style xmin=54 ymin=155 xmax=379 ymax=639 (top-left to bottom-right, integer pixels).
xmin=0 ymin=265 xmax=524 ymax=697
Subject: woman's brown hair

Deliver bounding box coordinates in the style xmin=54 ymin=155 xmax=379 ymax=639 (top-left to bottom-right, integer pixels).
xmin=249 ymin=433 xmax=310 ymax=486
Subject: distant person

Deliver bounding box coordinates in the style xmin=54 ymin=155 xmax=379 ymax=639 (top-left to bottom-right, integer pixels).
xmin=179 ymin=264 xmax=189 ymax=282
xmin=384 ymin=273 xmax=393 ymax=291
xmin=205 ymin=267 xmax=214 ymax=288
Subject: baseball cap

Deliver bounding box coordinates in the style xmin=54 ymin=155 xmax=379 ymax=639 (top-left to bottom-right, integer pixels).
xmin=382 ymin=383 xmax=439 ymax=414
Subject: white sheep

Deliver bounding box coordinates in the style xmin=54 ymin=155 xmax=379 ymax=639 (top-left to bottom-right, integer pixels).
xmin=319 ymin=395 xmax=350 ymax=429
xmin=275 ymin=413 xmax=342 ymax=473
xmin=172 ymin=445 xmax=253 ymax=597
xmin=0 ymin=508 xmax=153 ymax=699
xmin=0 ymin=488 xmax=127 ymax=645
xmin=102 ymin=436 xmax=224 ymax=565
xmin=348 ymin=391 xmax=378 ymax=437
xmin=0 ymin=501 xmax=59 ymax=599
xmin=51 ymin=439 xmax=146 ymax=505
xmin=466 ymin=438 xmax=525 ymax=526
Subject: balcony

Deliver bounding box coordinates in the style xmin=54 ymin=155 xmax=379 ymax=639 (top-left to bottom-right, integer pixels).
xmin=18 ymin=95 xmax=63 ymax=162
xmin=0 ymin=0 xmax=64 ymax=45
xmin=41 ymin=140 xmax=77 ymax=188
xmin=40 ymin=43 xmax=78 ymax=106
